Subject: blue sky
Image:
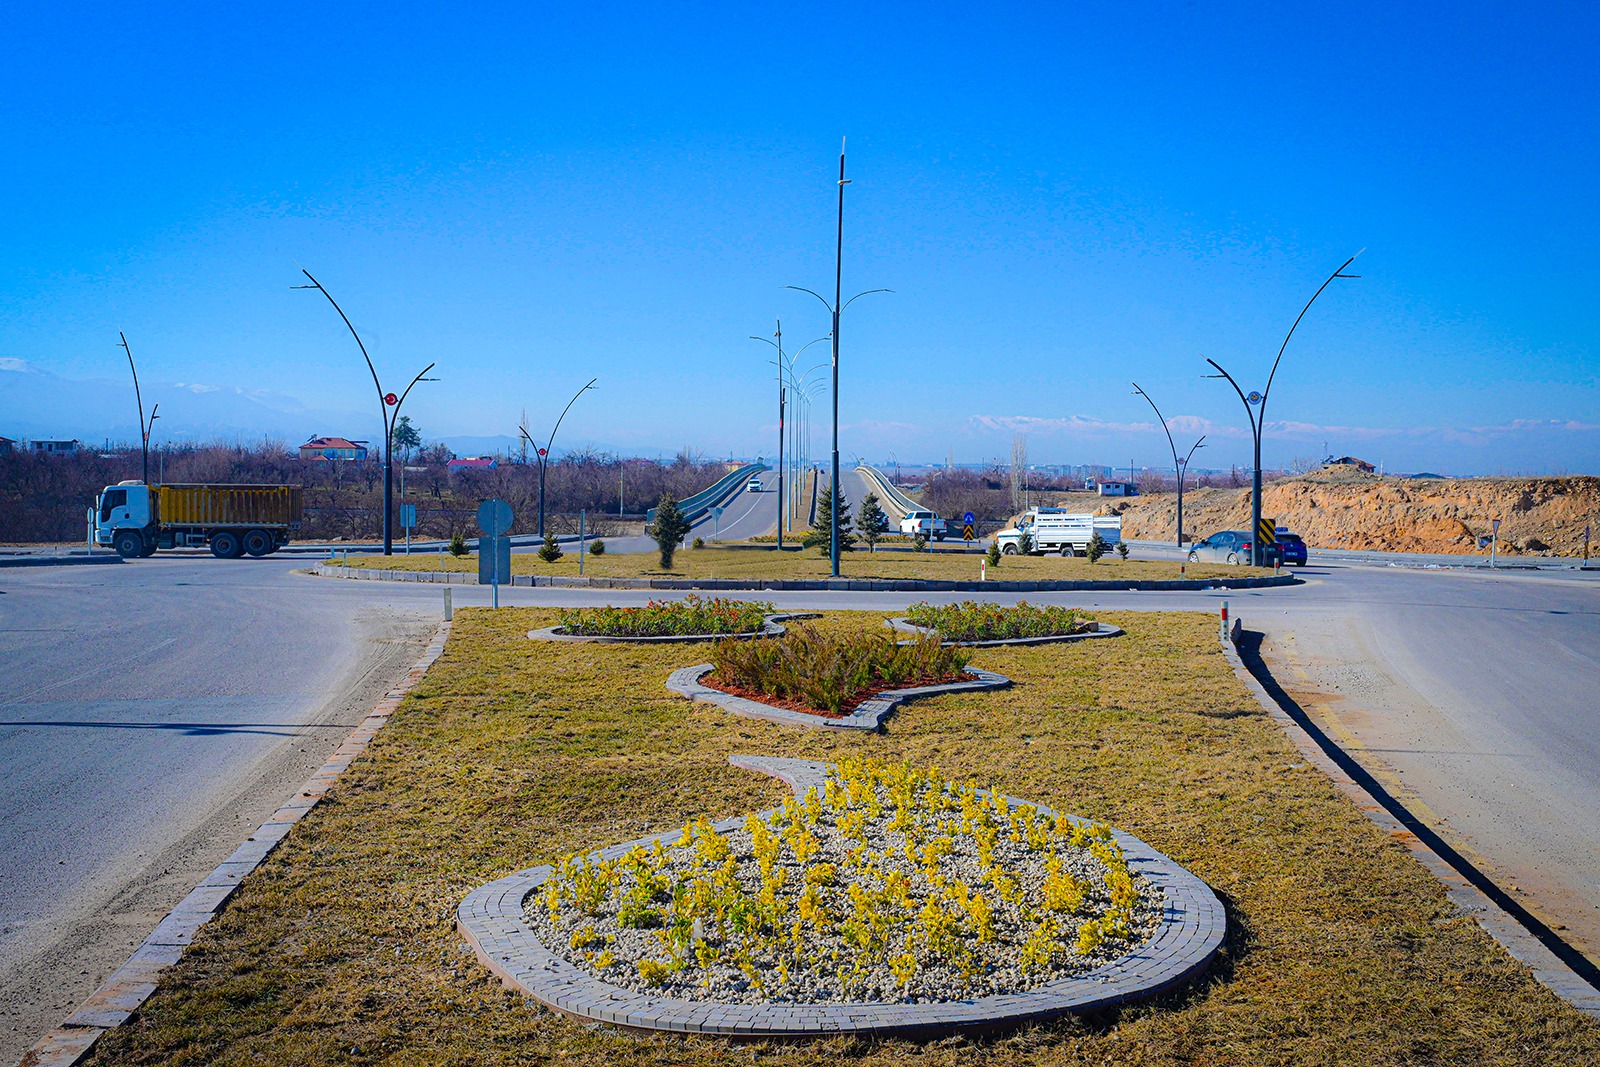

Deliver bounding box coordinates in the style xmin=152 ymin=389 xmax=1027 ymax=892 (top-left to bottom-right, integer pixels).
xmin=1 ymin=2 xmax=1596 ymax=475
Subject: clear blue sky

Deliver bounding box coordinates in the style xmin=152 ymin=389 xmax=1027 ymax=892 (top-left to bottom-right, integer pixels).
xmin=2 ymin=1 xmax=1596 ymax=475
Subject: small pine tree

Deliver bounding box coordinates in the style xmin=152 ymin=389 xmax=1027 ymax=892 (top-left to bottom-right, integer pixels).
xmin=1086 ymin=531 xmax=1107 ymax=563
xmin=589 ymin=539 xmax=606 ymax=556
xmin=1116 ymin=541 xmax=1130 ymax=560
xmin=913 ymin=532 xmax=929 ymax=552
xmin=538 ymin=529 xmax=564 ymax=562
xmin=449 ymin=532 xmax=468 ymax=557
xmin=692 ymin=536 xmax=705 ymax=549
xmin=986 ymin=540 xmax=1002 ymax=567
xmin=858 ymin=493 xmax=890 ymax=552
xmin=803 ymin=484 xmax=856 ymax=555
xmin=1017 ymin=528 xmax=1034 ymax=555
xmin=648 ymin=493 xmax=692 ymax=569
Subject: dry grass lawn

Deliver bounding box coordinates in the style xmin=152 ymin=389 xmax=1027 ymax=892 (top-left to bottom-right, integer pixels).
xmin=328 ymin=545 xmax=1257 ymax=583
xmin=87 ymin=610 xmax=1599 ymax=1066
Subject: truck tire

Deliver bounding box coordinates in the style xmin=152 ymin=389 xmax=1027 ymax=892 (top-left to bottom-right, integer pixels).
xmin=139 ymin=541 xmax=158 ymax=557
xmin=1059 ymin=544 xmax=1072 ymax=557
xmin=1001 ymin=544 xmax=1016 ymax=555
xmin=242 ymin=529 xmax=273 ymax=557
xmin=114 ymin=531 xmax=143 ymax=558
xmin=210 ymin=531 xmax=244 ymax=559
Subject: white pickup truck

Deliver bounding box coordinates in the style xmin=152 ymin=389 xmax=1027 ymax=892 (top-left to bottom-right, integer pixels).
xmin=898 ymin=509 xmax=948 ymax=541
xmin=994 ymin=508 xmax=1122 ymax=557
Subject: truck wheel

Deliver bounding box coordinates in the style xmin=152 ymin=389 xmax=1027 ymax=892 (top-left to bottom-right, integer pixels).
xmin=114 ymin=531 xmax=143 ymax=558
xmin=139 ymin=541 xmax=158 ymax=557
xmin=1059 ymin=545 xmax=1072 ymax=557
xmin=1001 ymin=544 xmax=1016 ymax=555
xmin=211 ymin=531 xmax=243 ymax=559
xmin=934 ymin=533 xmax=945 ymax=542
xmin=242 ymin=529 xmax=273 ymax=557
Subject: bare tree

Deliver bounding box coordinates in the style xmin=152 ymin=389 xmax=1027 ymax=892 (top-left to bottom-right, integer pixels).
xmin=1009 ymin=434 xmax=1028 ymax=512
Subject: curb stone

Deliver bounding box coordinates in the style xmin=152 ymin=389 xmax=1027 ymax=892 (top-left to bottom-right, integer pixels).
xmin=665 ymin=664 xmax=1011 ymax=732
xmin=308 ymin=561 xmax=1297 ymax=593
xmin=456 ymin=755 xmax=1226 ymax=1039
xmin=16 ymin=623 xmax=455 ymax=1067
xmin=1218 ymin=621 xmax=1600 ymax=1021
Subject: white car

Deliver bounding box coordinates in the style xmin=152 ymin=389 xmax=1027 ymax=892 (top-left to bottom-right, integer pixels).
xmin=745 ymin=479 xmax=763 ymax=493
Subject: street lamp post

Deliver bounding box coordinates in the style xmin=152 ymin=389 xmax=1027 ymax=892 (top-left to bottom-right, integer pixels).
xmin=117 ymin=332 xmax=160 ymax=484
xmin=751 ymin=322 xmax=831 ymax=550
xmin=1204 ymin=253 xmax=1361 ymax=565
xmin=788 ymin=140 xmax=890 ymax=577
xmin=519 ymin=378 xmax=597 ymax=538
xmin=1132 ymin=382 xmax=1205 ymax=545
xmin=294 ymin=270 xmax=436 ymax=555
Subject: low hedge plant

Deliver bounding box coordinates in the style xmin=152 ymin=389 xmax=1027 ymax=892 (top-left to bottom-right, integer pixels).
xmin=556 ymin=595 xmax=774 ymax=638
xmin=905 ymin=600 xmax=1098 ymax=643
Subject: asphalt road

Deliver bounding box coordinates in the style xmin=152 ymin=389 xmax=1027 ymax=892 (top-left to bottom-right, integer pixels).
xmin=3 ymin=548 xmax=1598 ymax=1058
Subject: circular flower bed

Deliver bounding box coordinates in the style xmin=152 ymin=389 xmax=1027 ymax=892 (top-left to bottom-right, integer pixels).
xmin=903 ymin=600 xmax=1099 ymax=643
xmin=553 ymin=595 xmax=775 ymax=638
xmin=528 ymin=757 xmax=1158 ymax=1005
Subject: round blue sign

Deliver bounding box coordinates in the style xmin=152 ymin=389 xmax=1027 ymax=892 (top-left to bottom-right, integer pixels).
xmin=476 ymin=498 xmax=514 ymax=536
xmin=962 ymin=511 xmax=975 ymax=524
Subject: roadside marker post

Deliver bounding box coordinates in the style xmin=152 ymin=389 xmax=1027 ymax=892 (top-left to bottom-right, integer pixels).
xmin=444 ymin=586 xmax=453 ymax=621
xmin=1490 ymin=517 xmax=1501 ymax=569
xmin=579 ymin=510 xmax=586 ymax=576
xmin=1220 ymin=600 xmax=1230 ymax=644
xmin=1585 ymin=523 xmax=1591 ymax=563
xmin=980 ymin=558 xmax=987 ymax=582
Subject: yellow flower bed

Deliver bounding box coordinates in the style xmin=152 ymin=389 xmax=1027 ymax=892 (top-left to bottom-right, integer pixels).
xmin=529 ymin=757 xmax=1156 ymax=1004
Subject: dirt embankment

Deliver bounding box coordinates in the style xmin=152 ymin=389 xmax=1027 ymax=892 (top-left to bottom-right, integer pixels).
xmin=1100 ymin=469 xmax=1600 ymax=556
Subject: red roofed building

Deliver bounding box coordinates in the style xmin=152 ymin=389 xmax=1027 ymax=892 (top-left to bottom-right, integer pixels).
xmin=299 ymin=436 xmax=370 ymax=461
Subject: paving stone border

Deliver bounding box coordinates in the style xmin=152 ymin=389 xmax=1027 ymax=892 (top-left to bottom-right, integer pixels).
xmin=309 ymin=561 xmax=1296 ymax=592
xmin=19 ymin=622 xmax=455 ymax=1067
xmin=665 ymin=663 xmax=1011 ymax=732
xmin=528 ymin=613 xmax=820 ymax=644
xmin=885 ymin=617 xmax=1125 ymax=647
xmin=457 ymin=755 xmax=1226 ymax=1039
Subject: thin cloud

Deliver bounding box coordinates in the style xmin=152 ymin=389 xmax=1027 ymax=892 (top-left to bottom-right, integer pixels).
xmin=0 ymin=357 xmax=33 ymax=372
xmin=968 ymin=413 xmax=1600 ymax=445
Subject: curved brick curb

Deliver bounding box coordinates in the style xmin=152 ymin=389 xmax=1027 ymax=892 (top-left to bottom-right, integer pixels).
xmin=665 ymin=664 xmax=1011 ymax=732
xmin=457 ymin=755 xmax=1226 ymax=1039
xmin=527 ymin=613 xmax=820 ymax=644
xmin=20 ymin=622 xmax=454 ymax=1067
xmin=885 ymin=618 xmax=1125 ymax=647
xmin=309 ymin=561 xmax=1297 ymax=593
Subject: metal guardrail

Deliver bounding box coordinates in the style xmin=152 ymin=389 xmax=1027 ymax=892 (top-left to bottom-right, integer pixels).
xmin=647 ymin=462 xmax=769 ymax=527
xmin=854 ymin=464 xmax=922 ymax=522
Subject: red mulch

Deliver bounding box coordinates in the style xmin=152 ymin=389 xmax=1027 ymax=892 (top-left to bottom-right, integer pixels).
xmin=700 ymin=671 xmax=968 ymax=719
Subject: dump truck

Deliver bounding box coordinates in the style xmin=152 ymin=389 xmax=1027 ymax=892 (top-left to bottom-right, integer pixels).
xmin=89 ymin=481 xmax=304 ymax=559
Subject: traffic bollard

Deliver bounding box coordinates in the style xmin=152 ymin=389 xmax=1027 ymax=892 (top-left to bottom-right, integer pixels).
xmin=1220 ymin=600 xmax=1229 ymax=644
xmin=444 ymin=586 xmax=453 ymax=621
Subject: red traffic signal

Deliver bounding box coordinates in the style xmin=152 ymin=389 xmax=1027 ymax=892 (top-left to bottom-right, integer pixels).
xmin=384 ymin=392 xmax=398 ymax=406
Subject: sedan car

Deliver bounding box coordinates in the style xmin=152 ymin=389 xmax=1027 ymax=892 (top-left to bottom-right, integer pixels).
xmin=1275 ymin=530 xmax=1308 ymax=566
xmin=745 ymin=478 xmax=763 ymax=493
xmin=1187 ymin=530 xmax=1259 ymax=565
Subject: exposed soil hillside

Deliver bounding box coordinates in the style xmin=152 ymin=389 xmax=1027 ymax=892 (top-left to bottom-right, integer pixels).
xmin=1098 ymin=468 xmax=1600 ymax=556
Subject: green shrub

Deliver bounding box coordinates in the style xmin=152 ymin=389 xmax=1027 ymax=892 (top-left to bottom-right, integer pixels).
xmin=448 ymin=532 xmax=468 ymax=557
xmin=1086 ymin=531 xmax=1107 ymax=563
xmin=986 ymin=541 xmax=1001 ymax=567
xmin=1116 ymin=542 xmax=1130 ymax=560
xmin=558 ymin=595 xmax=774 ymax=638
xmin=588 ymin=539 xmax=606 ymax=556
xmin=905 ymin=600 xmax=1097 ymax=642
xmin=648 ymin=494 xmax=692 ymax=569
xmin=709 ymin=625 xmax=969 ymax=715
xmin=692 ymin=536 xmax=706 ymax=550
xmin=538 ymin=530 xmax=564 ymax=563
xmin=1017 ymin=528 xmax=1034 ymax=555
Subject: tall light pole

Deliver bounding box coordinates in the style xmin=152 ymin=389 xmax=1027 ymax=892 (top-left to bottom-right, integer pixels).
xmin=788 ymin=139 xmax=890 ymax=577
xmin=520 ymin=377 xmax=597 ymax=537
xmin=117 ymin=332 xmax=160 ymax=484
xmin=751 ymin=322 xmax=830 ymax=550
xmin=294 ymin=270 xmax=436 ymax=555
xmin=1132 ymin=382 xmax=1206 ymax=545
xmin=1205 ymin=253 xmax=1361 ymax=564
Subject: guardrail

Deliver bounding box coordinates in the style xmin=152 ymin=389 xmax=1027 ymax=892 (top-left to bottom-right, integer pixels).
xmin=647 ymin=462 xmax=769 ymax=527
xmin=854 ymin=464 xmax=922 ymax=522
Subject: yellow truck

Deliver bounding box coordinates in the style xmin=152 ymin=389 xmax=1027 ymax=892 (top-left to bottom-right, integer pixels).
xmin=89 ymin=482 xmax=304 ymax=558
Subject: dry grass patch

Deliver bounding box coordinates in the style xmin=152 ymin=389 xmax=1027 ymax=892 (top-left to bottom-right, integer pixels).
xmin=88 ymin=610 xmax=1599 ymax=1066
xmin=328 ymin=545 xmax=1258 ymax=583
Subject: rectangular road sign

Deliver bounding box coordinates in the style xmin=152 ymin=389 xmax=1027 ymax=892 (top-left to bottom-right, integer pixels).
xmin=478 ymin=535 xmax=511 ymax=587
xmin=962 ymin=523 xmax=976 ymax=540
xmin=1257 ymin=517 xmax=1277 ymax=545
xmin=399 ymin=503 xmax=417 ymax=529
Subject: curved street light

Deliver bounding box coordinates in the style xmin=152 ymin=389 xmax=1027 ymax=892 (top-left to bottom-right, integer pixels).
xmin=785 ymin=139 xmax=892 ymax=576
xmin=1131 ymin=382 xmax=1206 ymax=546
xmin=519 ymin=377 xmax=597 ymax=537
xmin=117 ymin=332 xmax=161 ymax=485
xmin=752 ymin=321 xmax=830 ymax=550
xmin=1204 ymin=253 xmax=1361 ymax=564
xmin=293 ymin=270 xmax=436 ymax=555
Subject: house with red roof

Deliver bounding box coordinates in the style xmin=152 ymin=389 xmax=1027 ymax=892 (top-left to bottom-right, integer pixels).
xmin=299 ymin=436 xmax=370 ymax=461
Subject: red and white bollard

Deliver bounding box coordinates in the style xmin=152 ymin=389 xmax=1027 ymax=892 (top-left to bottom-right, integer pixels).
xmin=980 ymin=559 xmax=988 ymax=582
xmin=1220 ymin=599 xmax=1230 ymax=644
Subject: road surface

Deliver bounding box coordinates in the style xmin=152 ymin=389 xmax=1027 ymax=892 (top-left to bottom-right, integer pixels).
xmin=2 ymin=549 xmax=1597 ymax=1060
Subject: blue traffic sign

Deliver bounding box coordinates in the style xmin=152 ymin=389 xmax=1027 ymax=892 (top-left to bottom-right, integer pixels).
xmin=962 ymin=511 xmax=975 ymax=524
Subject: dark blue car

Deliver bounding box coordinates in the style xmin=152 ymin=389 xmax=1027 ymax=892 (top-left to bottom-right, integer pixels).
xmin=1275 ymin=530 xmax=1308 ymax=566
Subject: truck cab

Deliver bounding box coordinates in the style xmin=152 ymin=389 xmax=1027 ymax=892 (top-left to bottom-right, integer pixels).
xmin=90 ymin=481 xmax=159 ymax=558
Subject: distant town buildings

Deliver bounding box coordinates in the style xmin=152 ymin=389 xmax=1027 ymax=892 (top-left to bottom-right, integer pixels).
xmin=29 ymin=439 xmax=80 ymax=455
xmin=1096 ymin=480 xmax=1139 ymax=497
xmin=0 ymin=436 xmax=15 ymax=454
xmin=299 ymin=436 xmax=370 ymax=461
xmin=447 ymin=456 xmax=497 ymax=471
